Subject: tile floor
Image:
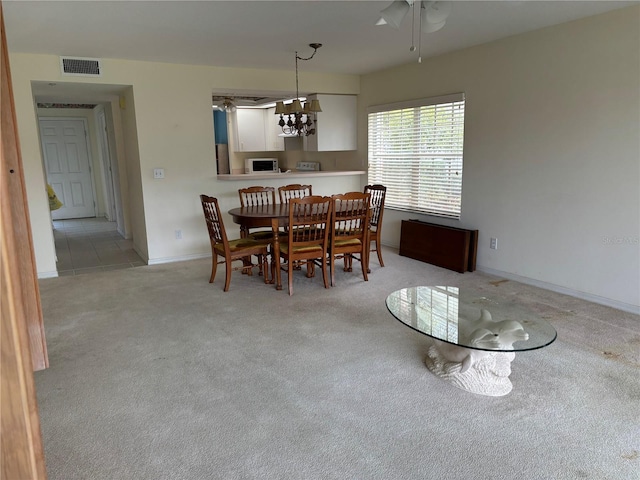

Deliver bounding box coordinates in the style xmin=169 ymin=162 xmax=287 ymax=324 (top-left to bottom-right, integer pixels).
xmin=53 ymin=217 xmax=146 ymax=276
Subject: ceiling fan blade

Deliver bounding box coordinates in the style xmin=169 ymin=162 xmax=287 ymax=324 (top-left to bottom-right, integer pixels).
xmin=378 ymin=0 xmax=411 ymax=29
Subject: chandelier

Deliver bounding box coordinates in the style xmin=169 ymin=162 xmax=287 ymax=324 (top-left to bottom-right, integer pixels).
xmin=274 ymin=43 xmax=322 ymax=137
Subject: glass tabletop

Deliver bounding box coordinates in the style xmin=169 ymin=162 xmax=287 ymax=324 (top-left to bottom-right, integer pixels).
xmin=386 ymin=286 xmax=557 ymax=352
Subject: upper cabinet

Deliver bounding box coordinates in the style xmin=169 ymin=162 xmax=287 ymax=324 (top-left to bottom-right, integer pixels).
xmin=265 ymin=107 xmax=285 ymax=151
xmin=234 ymin=108 xmax=284 ymax=152
xmin=235 ymin=109 xmax=266 ymax=152
xmin=304 ymin=94 xmax=357 ymax=152
xmin=230 ymin=94 xmax=357 ymax=152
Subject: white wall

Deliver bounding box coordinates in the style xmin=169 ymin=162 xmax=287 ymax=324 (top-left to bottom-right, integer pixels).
xmin=359 ymin=7 xmax=640 ymax=312
xmin=9 ymin=54 xmax=360 ymax=272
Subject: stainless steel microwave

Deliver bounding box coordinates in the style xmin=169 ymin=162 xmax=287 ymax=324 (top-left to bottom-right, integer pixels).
xmin=245 ymin=158 xmax=278 ymax=174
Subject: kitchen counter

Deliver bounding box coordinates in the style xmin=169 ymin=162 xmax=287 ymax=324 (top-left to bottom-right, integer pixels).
xmin=217 ymin=170 xmax=366 ymax=181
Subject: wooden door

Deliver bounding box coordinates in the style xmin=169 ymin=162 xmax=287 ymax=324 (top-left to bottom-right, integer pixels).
xmin=0 ymin=1 xmax=48 ymax=478
xmin=39 ymin=117 xmax=96 ymax=219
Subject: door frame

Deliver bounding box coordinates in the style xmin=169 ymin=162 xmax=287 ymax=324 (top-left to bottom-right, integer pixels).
xmin=38 ymin=116 xmax=98 ymax=219
xmin=95 ymin=106 xmax=117 ymax=222
xmin=95 ymin=105 xmax=125 ymax=234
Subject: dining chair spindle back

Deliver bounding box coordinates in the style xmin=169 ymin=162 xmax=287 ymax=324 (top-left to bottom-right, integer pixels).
xmin=278 ymin=184 xmax=313 ymax=204
xmin=238 ymin=186 xmax=277 ymax=207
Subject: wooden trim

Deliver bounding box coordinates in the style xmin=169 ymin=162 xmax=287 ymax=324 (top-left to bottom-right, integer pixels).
xmin=0 ymin=1 xmax=48 ymax=478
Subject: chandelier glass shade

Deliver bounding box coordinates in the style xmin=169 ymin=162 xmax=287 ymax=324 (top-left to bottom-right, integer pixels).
xmin=376 ymin=1 xmax=452 ymax=61
xmin=275 ymin=44 xmax=322 ymax=137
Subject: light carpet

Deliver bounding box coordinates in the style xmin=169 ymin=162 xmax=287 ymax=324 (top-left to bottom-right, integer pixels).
xmin=36 ymin=249 xmax=639 ymax=479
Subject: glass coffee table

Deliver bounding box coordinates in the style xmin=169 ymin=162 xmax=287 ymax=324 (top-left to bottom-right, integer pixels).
xmin=386 ymin=286 xmax=557 ymax=396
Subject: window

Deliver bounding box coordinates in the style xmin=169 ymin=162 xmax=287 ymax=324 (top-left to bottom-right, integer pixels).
xmin=367 ymin=93 xmax=465 ymax=219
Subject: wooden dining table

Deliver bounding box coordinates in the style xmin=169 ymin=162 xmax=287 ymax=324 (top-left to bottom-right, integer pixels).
xmin=228 ymin=204 xmax=291 ymax=290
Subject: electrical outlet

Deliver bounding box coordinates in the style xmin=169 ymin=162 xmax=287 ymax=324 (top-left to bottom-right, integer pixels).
xmin=153 ymin=168 xmax=165 ymax=179
xmin=175 ymin=229 xmax=182 ymax=240
xmin=490 ymin=237 xmax=498 ymax=250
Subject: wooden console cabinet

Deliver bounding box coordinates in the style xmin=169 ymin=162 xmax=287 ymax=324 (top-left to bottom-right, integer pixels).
xmin=399 ymin=220 xmax=478 ymax=273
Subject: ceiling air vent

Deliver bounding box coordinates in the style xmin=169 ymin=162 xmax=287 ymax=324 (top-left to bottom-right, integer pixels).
xmin=60 ymin=56 xmax=102 ymax=77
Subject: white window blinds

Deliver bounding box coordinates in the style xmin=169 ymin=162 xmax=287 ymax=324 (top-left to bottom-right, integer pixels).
xmin=367 ymin=93 xmax=465 ymax=219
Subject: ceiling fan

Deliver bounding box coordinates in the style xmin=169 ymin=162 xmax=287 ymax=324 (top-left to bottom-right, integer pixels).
xmin=376 ymin=1 xmax=452 ymax=31
xmin=376 ymin=1 xmax=452 ymax=61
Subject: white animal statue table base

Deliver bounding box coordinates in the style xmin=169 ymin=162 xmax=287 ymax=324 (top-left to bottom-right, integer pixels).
xmin=423 ymin=309 xmax=528 ymax=396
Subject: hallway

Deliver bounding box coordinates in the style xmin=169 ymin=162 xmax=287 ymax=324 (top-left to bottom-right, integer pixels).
xmin=53 ymin=217 xmax=145 ymax=276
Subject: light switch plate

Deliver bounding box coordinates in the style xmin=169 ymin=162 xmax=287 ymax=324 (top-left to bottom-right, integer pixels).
xmin=153 ymin=168 xmax=165 ymax=179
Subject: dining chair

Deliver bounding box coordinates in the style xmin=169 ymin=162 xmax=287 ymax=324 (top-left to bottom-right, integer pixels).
xmin=278 ymin=184 xmax=313 ymax=270
xmin=278 ymin=195 xmax=332 ymax=296
xmin=238 ymin=186 xmax=277 ymax=240
xmin=329 ymin=192 xmax=371 ymax=286
xmin=200 ymin=194 xmax=270 ymax=292
xmin=237 ymin=186 xmax=279 ymax=276
xmin=363 ymin=184 xmax=387 ymax=271
xmin=278 ymin=184 xmax=313 ymax=204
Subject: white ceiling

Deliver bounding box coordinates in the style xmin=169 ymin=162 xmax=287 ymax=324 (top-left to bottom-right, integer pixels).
xmin=3 ymin=0 xmax=636 ymax=77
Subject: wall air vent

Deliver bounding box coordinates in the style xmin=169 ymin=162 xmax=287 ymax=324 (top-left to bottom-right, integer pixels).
xmin=60 ymin=56 xmax=102 ymax=77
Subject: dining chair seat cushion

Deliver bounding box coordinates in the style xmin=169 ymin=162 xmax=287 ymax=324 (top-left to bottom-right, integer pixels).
xmin=280 ymin=244 xmax=324 ymax=255
xmin=214 ymin=238 xmax=262 ymax=254
xmin=333 ymin=238 xmax=362 ymax=248
xmin=247 ymin=230 xmax=275 ymax=241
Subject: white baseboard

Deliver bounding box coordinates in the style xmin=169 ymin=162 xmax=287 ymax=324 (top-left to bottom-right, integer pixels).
xmin=147 ymin=253 xmax=210 ymax=265
xmin=477 ymin=265 xmax=640 ymax=315
xmin=383 ymin=241 xmax=639 ymax=314
xmin=37 ymin=270 xmax=59 ymax=279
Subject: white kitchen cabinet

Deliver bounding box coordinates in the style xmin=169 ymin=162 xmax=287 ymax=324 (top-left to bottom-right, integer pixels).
xmin=304 ymin=94 xmax=357 ymax=151
xmin=235 ymin=109 xmax=266 ymax=152
xmin=264 ymin=107 xmax=285 ymax=151
xmin=234 ymin=108 xmax=284 ymax=152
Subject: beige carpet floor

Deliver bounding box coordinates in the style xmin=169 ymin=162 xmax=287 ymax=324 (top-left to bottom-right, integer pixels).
xmin=36 ymin=248 xmax=639 ymax=479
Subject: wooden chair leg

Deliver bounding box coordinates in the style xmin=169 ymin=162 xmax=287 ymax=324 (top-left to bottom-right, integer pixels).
xmin=321 ymin=256 xmax=330 ymax=289
xmin=257 ymin=254 xmax=264 ymax=276
xmin=330 ymin=255 xmax=336 ymax=287
xmin=344 ymin=254 xmax=353 ymax=272
xmin=223 ymin=260 xmax=233 ymax=292
xmin=360 ymin=251 xmax=369 ymax=281
xmin=209 ymin=253 xmax=218 ymax=283
xmin=288 ymin=261 xmax=294 ymax=296
xmin=271 ymin=252 xmax=277 ymax=285
xmin=375 ymin=235 xmax=384 ymax=267
xmin=306 ymin=260 xmax=315 ymax=278
xmin=262 ymin=253 xmax=269 ymax=284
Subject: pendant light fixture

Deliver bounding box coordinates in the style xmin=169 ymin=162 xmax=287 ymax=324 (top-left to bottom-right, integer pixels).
xmin=274 ymin=43 xmax=323 ymax=137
